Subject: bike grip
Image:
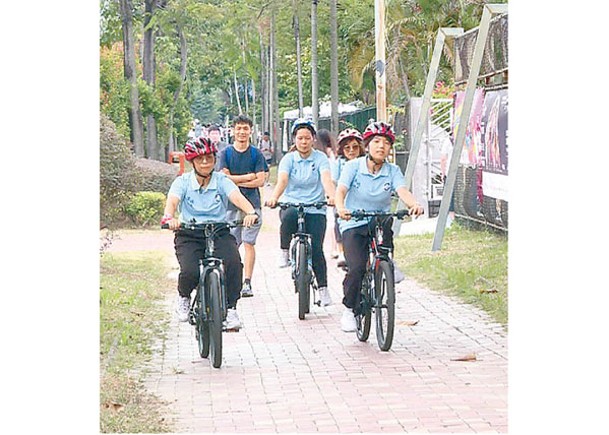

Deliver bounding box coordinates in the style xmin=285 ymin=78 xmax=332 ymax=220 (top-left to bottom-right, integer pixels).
xmin=161 ymin=223 xmax=169 ymax=229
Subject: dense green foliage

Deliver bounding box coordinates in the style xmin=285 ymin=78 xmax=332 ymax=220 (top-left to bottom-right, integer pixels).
xmin=100 ymin=114 xmax=178 ymax=228
xmin=100 ymin=0 xmax=503 ymax=153
xmin=100 ymin=114 xmax=141 ymax=227
xmin=125 ymin=191 xmax=167 ymax=226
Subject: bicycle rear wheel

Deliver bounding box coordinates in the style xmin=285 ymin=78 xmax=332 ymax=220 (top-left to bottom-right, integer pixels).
xmin=374 ymin=260 xmax=395 ymax=351
xmin=295 ymin=242 xmax=309 ymax=320
xmin=195 ymin=285 xmax=210 ymax=359
xmin=207 ymin=270 xmax=223 ymax=368
xmin=356 ymin=271 xmax=372 ymax=342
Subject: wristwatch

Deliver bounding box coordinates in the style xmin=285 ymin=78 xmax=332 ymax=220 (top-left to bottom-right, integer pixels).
xmin=246 ymin=211 xmax=257 ymax=216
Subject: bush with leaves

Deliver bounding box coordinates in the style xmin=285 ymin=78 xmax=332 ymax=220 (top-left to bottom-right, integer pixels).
xmin=100 ymin=114 xmax=141 ymax=228
xmin=125 ymin=191 xmax=166 ymax=226
xmin=134 ymin=157 xmax=180 ymax=194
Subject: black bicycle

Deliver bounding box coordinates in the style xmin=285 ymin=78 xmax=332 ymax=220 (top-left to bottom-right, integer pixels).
xmin=350 ymin=209 xmax=410 ymax=351
xmin=275 ymin=201 xmax=327 ymax=320
xmin=162 ymin=220 xmax=241 ymax=368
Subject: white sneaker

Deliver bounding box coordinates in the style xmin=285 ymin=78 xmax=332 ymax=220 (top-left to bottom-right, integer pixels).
xmin=278 ymin=249 xmax=290 ymax=268
xmin=176 ymin=295 xmax=190 ymax=322
xmin=319 ymin=286 xmax=333 ymax=306
xmin=341 ymin=308 xmax=357 ymax=332
xmin=224 ymin=308 xmax=241 ymax=330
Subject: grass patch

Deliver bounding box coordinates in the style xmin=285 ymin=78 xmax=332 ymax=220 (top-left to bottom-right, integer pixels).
xmin=394 ymin=220 xmax=508 ymax=326
xmin=100 ymin=251 xmax=173 ymax=433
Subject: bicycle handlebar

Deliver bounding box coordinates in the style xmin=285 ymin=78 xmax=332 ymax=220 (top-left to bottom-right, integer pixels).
xmin=350 ymin=209 xmax=410 ymax=220
xmin=161 ymin=220 xmax=243 ymax=231
xmin=276 ymin=201 xmax=327 ymax=210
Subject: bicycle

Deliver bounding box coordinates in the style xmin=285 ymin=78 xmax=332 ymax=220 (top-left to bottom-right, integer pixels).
xmin=161 ymin=220 xmax=242 ymax=368
xmin=275 ymin=201 xmax=327 ymax=320
xmin=349 ymin=209 xmax=410 ymax=351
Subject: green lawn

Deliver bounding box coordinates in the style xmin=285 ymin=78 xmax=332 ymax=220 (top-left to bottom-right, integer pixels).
xmin=393 ymin=221 xmax=508 ymax=326
xmin=100 ymin=251 xmax=173 ymax=433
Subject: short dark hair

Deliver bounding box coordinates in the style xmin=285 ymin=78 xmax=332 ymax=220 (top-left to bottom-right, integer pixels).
xmin=208 ymin=125 xmax=221 ymax=133
xmin=232 ymin=114 xmax=253 ymax=127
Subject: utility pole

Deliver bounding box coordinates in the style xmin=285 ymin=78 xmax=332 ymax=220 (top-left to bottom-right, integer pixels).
xmin=374 ymin=0 xmax=387 ymax=122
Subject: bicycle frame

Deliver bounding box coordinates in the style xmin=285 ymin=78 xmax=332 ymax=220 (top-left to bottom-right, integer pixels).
xmin=277 ymin=201 xmax=326 ymax=317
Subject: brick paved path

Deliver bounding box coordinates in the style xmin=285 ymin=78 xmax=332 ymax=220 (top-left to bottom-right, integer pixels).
xmin=134 ymin=191 xmax=507 ymax=433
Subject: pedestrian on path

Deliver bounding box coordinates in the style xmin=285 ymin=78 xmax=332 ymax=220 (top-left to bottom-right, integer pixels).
xmin=161 ymin=137 xmax=259 ymax=330
xmin=265 ymin=118 xmax=336 ymax=307
xmin=218 ymin=115 xmax=266 ymax=298
xmin=335 ymin=121 xmax=423 ymax=332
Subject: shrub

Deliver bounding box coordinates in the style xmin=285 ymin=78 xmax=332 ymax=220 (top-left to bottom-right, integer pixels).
xmin=100 ymin=114 xmax=141 ymax=228
xmin=125 ymin=191 xmax=166 ymax=227
xmin=134 ymin=157 xmax=179 ymax=194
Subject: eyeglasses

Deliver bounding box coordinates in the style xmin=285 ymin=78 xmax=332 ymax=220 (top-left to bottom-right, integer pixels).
xmin=343 ymin=145 xmax=360 ymax=151
xmin=193 ymin=155 xmax=214 ymax=163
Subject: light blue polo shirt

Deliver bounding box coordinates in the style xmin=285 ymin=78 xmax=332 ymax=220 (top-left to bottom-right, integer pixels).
xmin=337 ymin=156 xmax=406 ymax=233
xmin=331 ymin=157 xmax=347 ymax=183
xmin=168 ymin=170 xmax=238 ymax=223
xmin=278 ymin=149 xmax=331 ymax=215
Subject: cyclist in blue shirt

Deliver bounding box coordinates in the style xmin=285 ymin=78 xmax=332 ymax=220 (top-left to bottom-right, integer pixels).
xmin=265 ymin=118 xmax=336 ymax=307
xmin=161 ymin=137 xmax=259 ymax=330
xmin=335 ymin=121 xmax=424 ymax=332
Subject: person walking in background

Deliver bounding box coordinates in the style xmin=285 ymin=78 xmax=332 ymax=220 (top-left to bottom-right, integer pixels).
xmin=332 ymin=128 xmax=365 ymax=268
xmin=161 ymin=137 xmax=259 ymax=330
xmin=209 ymin=124 xmax=229 ymax=170
xmin=335 ymin=121 xmax=423 ymax=332
xmin=265 ymin=118 xmax=336 ymax=307
xmin=217 ymin=115 xmax=267 ymax=298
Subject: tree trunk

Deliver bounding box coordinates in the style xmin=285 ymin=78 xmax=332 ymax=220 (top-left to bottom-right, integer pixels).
xmin=234 ymin=69 xmax=243 ymax=115
xmin=270 ymin=9 xmax=281 ymax=161
xmin=330 ymin=0 xmax=339 ymax=134
xmin=292 ymin=0 xmax=304 ymax=117
xmin=143 ymin=0 xmax=159 ymax=160
xmin=259 ymin=31 xmax=268 ymax=136
xmin=119 ymin=0 xmax=145 ymax=157
xmin=167 ymin=25 xmax=187 ymax=157
xmin=311 ymin=0 xmax=319 ymax=127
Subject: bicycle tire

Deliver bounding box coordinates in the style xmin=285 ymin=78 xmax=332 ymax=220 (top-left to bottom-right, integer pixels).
xmin=374 ymin=260 xmax=395 ymax=351
xmin=207 ymin=270 xmax=223 ymax=368
xmin=195 ymin=284 xmax=210 ymax=359
xmin=356 ymin=270 xmax=372 ymax=342
xmin=296 ymin=241 xmax=309 ymax=320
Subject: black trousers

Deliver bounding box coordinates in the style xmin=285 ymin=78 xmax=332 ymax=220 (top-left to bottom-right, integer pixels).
xmin=174 ymin=229 xmax=243 ymax=308
xmin=341 ymin=219 xmax=394 ymax=309
xmin=279 ymin=208 xmax=328 ymax=288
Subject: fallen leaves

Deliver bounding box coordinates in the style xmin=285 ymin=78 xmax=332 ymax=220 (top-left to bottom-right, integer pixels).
xmin=103 ymin=402 xmax=124 ymax=411
xmin=397 ymin=320 xmax=419 ymax=326
xmin=451 ymin=353 xmax=477 ymax=362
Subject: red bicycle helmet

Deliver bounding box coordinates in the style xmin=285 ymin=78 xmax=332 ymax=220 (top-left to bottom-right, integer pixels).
xmin=362 ymin=121 xmax=396 ymax=145
xmin=337 ymin=128 xmax=363 ymax=146
xmin=184 ymin=137 xmax=218 ymax=161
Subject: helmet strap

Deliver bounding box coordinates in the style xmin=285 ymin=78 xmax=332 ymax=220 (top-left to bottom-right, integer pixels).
xmin=194 ymin=166 xmax=213 ymax=182
xmin=367 ymin=154 xmax=384 ymax=172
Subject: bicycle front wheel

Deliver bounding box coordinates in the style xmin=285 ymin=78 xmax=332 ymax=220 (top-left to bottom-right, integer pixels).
xmin=374 ymin=260 xmax=395 ymax=351
xmin=207 ymin=270 xmax=223 ymax=368
xmin=295 ymin=242 xmax=310 ymax=320
xmin=195 ymin=285 xmax=210 ymax=359
xmin=356 ymin=271 xmax=372 ymax=342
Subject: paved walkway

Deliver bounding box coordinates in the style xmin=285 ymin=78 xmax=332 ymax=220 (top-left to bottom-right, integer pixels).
xmin=112 ymin=189 xmax=508 ymax=433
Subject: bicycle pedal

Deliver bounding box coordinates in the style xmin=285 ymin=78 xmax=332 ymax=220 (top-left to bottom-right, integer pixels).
xmin=314 ymin=301 xmax=321 ymax=307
